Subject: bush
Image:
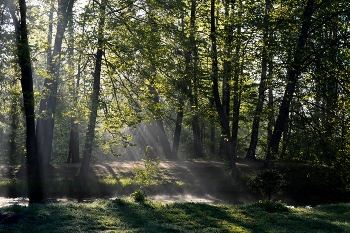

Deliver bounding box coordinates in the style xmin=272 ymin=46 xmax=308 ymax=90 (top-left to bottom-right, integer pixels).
xmin=131 ymin=189 xmax=147 ymax=203
xmin=134 ymin=158 xmax=160 ymax=188
xmin=248 ymin=169 xmax=286 ymax=201
xmin=250 ymin=200 xmax=289 ymax=213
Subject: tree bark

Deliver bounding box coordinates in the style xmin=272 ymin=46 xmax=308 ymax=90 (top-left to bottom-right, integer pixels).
xmin=36 ymin=0 xmax=74 ymax=166
xmin=79 ymin=0 xmax=105 ymax=178
xmin=231 ymin=0 xmax=243 ymax=162
xmin=189 ymin=0 xmax=204 ymax=159
xmin=172 ymin=95 xmax=184 ymax=159
xmin=219 ymin=0 xmax=233 ymax=157
xmin=266 ymin=0 xmax=315 ymax=167
xmin=147 ymin=83 xmax=173 ymax=159
xmin=211 ymin=0 xmax=238 ymax=179
xmin=10 ymin=0 xmax=43 ymax=203
xmin=266 ymin=60 xmax=274 ymax=154
xmin=66 ymin=15 xmax=80 ymax=163
xmin=246 ymin=0 xmax=271 ymax=160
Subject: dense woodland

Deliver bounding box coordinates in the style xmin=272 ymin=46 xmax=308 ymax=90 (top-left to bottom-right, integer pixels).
xmin=0 ymin=0 xmax=350 ymax=203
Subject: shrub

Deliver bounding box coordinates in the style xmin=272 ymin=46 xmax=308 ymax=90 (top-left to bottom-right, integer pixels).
xmin=251 ymin=200 xmax=289 ymax=213
xmin=248 ymin=169 xmax=286 ymax=201
xmin=131 ymin=189 xmax=147 ymax=203
xmin=134 ymin=158 xmax=160 ymax=188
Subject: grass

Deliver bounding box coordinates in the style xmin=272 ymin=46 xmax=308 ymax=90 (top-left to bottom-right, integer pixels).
xmin=0 ymin=160 xmax=220 ymax=201
xmin=0 ymin=199 xmax=349 ymax=232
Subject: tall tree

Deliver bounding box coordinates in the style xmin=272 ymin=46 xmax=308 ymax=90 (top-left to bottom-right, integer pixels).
xmin=189 ymin=0 xmax=204 ymax=158
xmin=246 ymin=0 xmax=271 ymax=159
xmin=66 ymin=14 xmax=80 ymax=164
xmin=266 ymin=0 xmax=315 ymax=167
xmin=211 ymin=0 xmax=238 ymax=179
xmin=231 ymin=0 xmax=243 ymax=161
xmin=36 ymin=0 xmax=74 ymax=166
xmin=79 ymin=0 xmax=106 ymax=178
xmin=9 ymin=0 xmax=43 ymax=203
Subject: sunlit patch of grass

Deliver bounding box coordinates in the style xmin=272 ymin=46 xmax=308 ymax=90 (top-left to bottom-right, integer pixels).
xmin=175 ymin=180 xmax=186 ymax=186
xmin=119 ymin=177 xmax=134 ymax=187
xmin=99 ymin=175 xmax=118 ymax=185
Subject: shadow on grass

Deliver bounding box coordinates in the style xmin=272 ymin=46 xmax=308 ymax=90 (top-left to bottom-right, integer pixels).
xmin=0 ymin=199 xmax=349 ymax=232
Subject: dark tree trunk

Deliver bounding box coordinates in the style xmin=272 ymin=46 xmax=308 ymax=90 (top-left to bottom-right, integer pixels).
xmin=10 ymin=0 xmax=43 ymax=203
xmin=148 ymin=80 xmax=172 ymax=159
xmin=79 ymin=0 xmax=105 ymax=178
xmin=192 ymin=112 xmax=204 ymax=158
xmin=246 ymin=0 xmax=271 ymax=160
xmin=148 ymin=83 xmax=173 ymax=159
xmin=36 ymin=0 xmax=74 ymax=166
xmin=155 ymin=118 xmax=172 ymax=159
xmin=266 ymin=61 xmax=274 ymax=154
xmin=211 ymin=0 xmax=238 ymax=179
xmin=172 ymin=95 xmax=184 ymax=160
xmin=189 ymin=0 xmax=204 ymax=159
xmin=219 ymin=0 xmax=233 ymax=157
xmin=66 ymin=16 xmax=80 ymax=163
xmin=67 ymin=118 xmax=80 ymax=163
xmin=210 ymin=100 xmax=216 ymax=156
xmin=266 ymin=0 xmax=315 ymax=167
xmin=145 ymin=9 xmax=173 ymax=160
xmin=231 ymin=0 xmax=243 ymax=162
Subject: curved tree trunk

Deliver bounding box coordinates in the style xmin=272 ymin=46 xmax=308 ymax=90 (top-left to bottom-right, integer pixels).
xmin=266 ymin=0 xmax=315 ymax=167
xmin=246 ymin=0 xmax=271 ymax=160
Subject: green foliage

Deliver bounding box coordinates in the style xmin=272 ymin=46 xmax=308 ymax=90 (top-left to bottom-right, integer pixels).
xmin=130 ymin=189 xmax=147 ymax=203
xmin=133 ymin=158 xmax=160 ymax=188
xmin=248 ymin=169 xmax=287 ymax=201
xmin=248 ymin=200 xmax=289 ymax=213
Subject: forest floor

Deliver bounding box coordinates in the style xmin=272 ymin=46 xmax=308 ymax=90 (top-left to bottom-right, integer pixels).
xmin=0 ymin=158 xmax=348 ymax=207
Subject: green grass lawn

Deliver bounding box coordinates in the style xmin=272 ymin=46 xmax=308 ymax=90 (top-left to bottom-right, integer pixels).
xmin=0 ymin=199 xmax=349 ymax=232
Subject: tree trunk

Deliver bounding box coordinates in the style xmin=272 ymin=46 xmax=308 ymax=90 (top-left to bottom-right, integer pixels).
xmin=231 ymin=0 xmax=243 ymax=162
xmin=266 ymin=61 xmax=274 ymax=154
xmin=36 ymin=0 xmax=74 ymax=166
xmin=246 ymin=0 xmax=271 ymax=160
xmin=210 ymin=100 xmax=216 ymax=156
xmin=10 ymin=0 xmax=43 ymax=203
xmin=211 ymin=0 xmax=238 ymax=179
xmin=155 ymin=118 xmax=172 ymax=159
xmin=147 ymin=83 xmax=173 ymax=159
xmin=67 ymin=118 xmax=80 ymax=163
xmin=66 ymin=14 xmax=80 ymax=163
xmin=266 ymin=0 xmax=315 ymax=167
xmin=219 ymin=0 xmax=233 ymax=157
xmin=189 ymin=0 xmax=204 ymax=159
xmin=172 ymin=95 xmax=184 ymax=160
xmin=79 ymin=0 xmax=105 ymax=178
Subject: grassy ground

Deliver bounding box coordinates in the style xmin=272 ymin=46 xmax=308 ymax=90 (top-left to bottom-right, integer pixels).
xmin=0 ymin=160 xmax=261 ymax=205
xmin=0 ymin=199 xmax=349 ymax=232
xmin=0 ymin=159 xmax=348 ymax=206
